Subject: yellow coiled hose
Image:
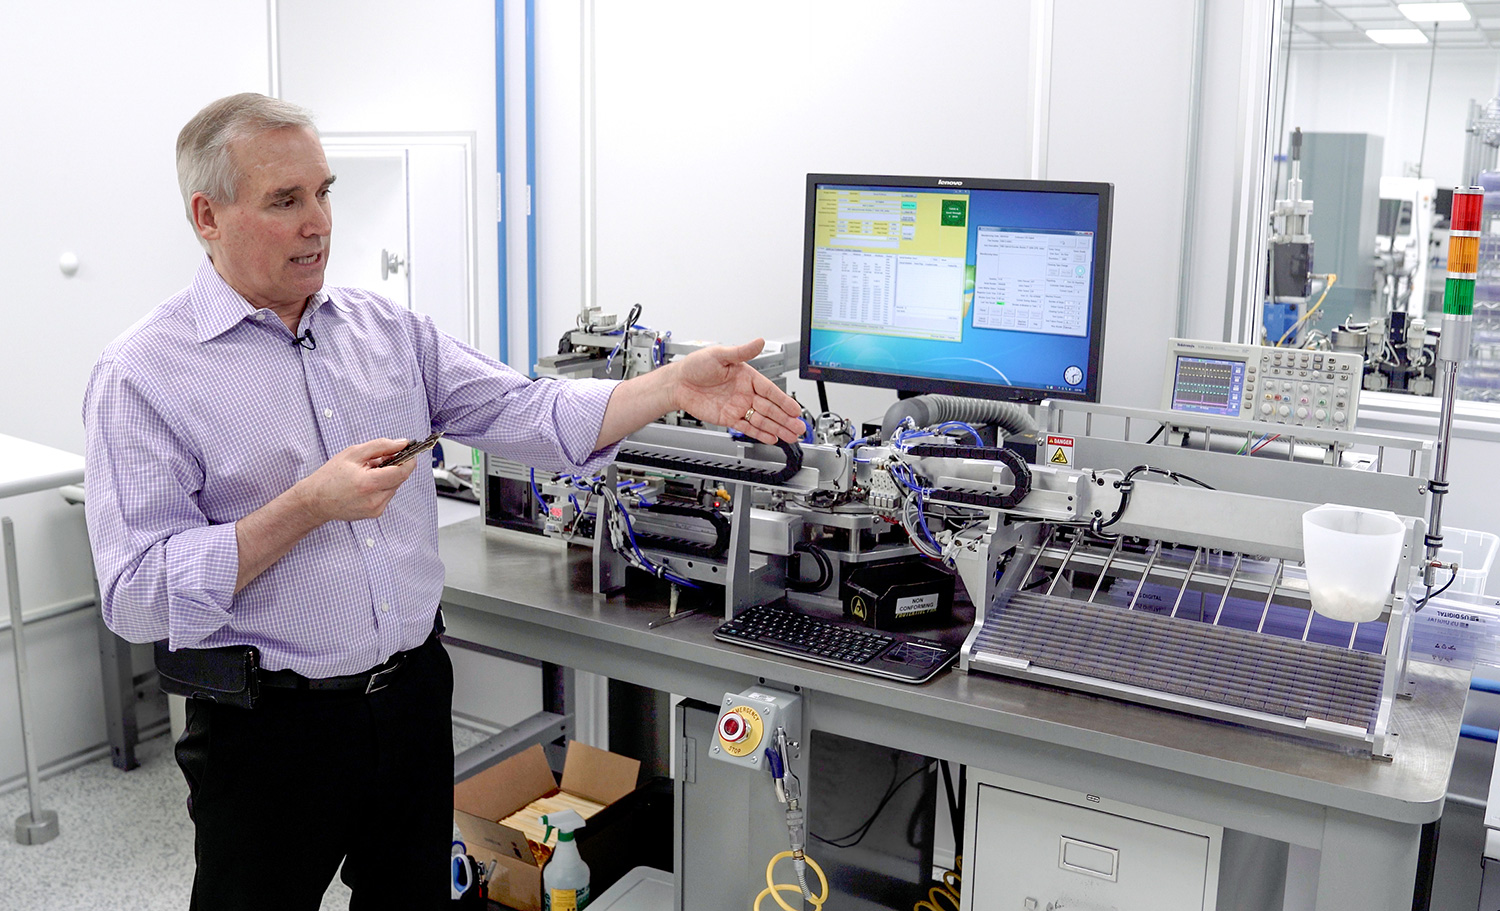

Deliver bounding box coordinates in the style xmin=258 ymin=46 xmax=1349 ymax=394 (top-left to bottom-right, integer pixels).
xmin=754 ymin=851 xmax=828 ymax=911
xmin=914 ymin=854 xmax=962 ymax=911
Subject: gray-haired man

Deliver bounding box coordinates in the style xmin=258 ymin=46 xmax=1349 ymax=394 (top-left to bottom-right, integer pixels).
xmin=84 ymin=92 xmax=803 ymax=908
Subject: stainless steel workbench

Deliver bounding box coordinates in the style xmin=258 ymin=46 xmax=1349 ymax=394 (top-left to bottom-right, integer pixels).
xmin=438 ymin=518 xmax=1469 ymax=910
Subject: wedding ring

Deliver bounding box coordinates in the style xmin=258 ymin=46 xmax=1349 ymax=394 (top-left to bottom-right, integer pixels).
xmin=744 ymin=407 xmax=756 ymax=421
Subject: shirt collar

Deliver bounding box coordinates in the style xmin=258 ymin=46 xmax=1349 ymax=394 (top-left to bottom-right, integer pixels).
xmin=190 ymin=255 xmax=341 ymax=342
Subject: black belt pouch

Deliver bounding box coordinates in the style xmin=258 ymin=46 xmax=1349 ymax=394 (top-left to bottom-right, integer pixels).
xmin=154 ymin=641 xmax=261 ymax=709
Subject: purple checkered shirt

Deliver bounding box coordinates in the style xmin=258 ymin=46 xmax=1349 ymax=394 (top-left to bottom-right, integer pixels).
xmin=83 ymin=256 xmax=619 ymax=676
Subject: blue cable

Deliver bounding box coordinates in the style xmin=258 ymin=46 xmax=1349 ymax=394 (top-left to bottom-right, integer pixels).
xmin=889 ymin=462 xmax=929 ymax=494
xmin=764 ymin=746 xmax=784 ymax=780
xmin=913 ymin=487 xmax=942 ymax=553
xmin=936 ymin=421 xmax=983 ymax=444
xmin=604 ymin=335 xmax=626 ymax=373
xmin=1473 ymin=677 xmax=1500 ymax=695
xmin=1462 ymin=724 xmax=1499 ymax=743
xmin=895 ymin=429 xmax=932 ymax=450
xmin=528 ymin=468 xmax=547 ymax=513
xmin=613 ymin=495 xmax=698 ymax=588
xmin=885 ymin=462 xmax=942 ymax=553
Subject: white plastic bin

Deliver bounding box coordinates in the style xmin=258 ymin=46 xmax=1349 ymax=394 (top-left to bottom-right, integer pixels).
xmin=1436 ymin=527 xmax=1498 ymax=596
xmin=1302 ymin=504 xmax=1405 ymax=623
xmin=1409 ymin=590 xmax=1500 ymax=668
xmin=590 ymin=866 xmax=673 ymax=910
xmin=1409 ymin=527 xmax=1500 ymax=668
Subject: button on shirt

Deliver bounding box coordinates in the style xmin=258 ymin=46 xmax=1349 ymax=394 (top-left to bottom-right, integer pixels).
xmin=83 ymin=257 xmax=619 ymax=677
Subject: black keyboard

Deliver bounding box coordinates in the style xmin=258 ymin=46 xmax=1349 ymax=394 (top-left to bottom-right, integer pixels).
xmin=714 ymin=605 xmax=959 ymax=683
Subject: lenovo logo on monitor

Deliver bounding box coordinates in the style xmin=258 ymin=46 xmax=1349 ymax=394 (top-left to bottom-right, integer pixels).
xmin=936 ymin=178 xmax=964 ymax=186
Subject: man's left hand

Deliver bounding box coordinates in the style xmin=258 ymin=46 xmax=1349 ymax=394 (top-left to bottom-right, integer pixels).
xmin=673 ymin=339 xmax=805 ymax=445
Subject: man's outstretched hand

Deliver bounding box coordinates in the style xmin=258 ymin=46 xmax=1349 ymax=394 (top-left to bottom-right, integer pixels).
xmin=595 ymin=338 xmax=807 ymax=450
xmin=671 ymin=339 xmax=805 ymax=445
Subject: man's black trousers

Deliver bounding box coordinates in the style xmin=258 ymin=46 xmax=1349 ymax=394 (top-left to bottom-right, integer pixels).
xmin=175 ymin=635 xmax=454 ymax=910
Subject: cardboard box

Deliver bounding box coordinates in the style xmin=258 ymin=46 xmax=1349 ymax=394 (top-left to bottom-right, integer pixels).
xmin=454 ymin=742 xmax=640 ymax=911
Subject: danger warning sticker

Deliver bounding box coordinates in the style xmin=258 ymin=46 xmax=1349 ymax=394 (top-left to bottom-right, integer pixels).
xmin=1045 ymin=434 xmax=1074 ymax=467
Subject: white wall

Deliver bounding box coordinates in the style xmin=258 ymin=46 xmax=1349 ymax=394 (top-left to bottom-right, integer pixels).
xmin=536 ymin=0 xmax=1038 ymax=421
xmin=1049 ymin=0 xmax=1198 ymax=405
xmin=1285 ymin=47 xmax=1500 ymax=188
xmin=0 ymin=0 xmax=269 ymax=787
xmin=0 ymin=0 xmax=536 ymax=788
xmin=535 ymin=0 xmax=1202 ymax=416
xmin=275 ymin=0 xmax=502 ymax=363
xmin=1184 ymin=0 xmax=1253 ymax=343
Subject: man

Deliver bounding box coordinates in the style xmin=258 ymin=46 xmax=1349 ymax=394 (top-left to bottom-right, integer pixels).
xmin=83 ymin=92 xmax=802 ymax=909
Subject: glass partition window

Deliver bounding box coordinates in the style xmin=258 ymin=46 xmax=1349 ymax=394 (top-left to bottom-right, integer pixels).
xmin=1261 ymin=0 xmax=1500 ymax=400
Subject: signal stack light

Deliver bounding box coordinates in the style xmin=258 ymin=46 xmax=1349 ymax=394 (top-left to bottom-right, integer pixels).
xmin=1425 ymin=187 xmax=1484 ymax=592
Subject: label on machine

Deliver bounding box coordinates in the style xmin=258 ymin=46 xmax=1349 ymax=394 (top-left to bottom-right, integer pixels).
xmin=895 ymin=593 xmax=940 ymax=617
xmin=1410 ymin=598 xmax=1500 ymax=667
xmin=1045 ymin=435 xmax=1074 ymax=467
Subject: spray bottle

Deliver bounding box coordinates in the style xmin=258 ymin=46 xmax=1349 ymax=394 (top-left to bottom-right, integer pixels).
xmin=540 ymin=809 xmax=590 ymax=910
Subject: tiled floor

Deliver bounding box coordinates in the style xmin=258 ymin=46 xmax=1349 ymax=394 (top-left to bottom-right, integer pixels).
xmin=0 ymin=724 xmax=490 ymax=910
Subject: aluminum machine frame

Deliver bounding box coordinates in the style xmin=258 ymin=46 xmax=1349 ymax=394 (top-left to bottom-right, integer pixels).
xmin=522 ymin=397 xmax=1434 ymax=759
xmin=957 ymin=401 xmax=1432 ymax=759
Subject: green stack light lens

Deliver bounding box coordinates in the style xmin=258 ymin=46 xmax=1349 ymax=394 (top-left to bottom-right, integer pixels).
xmin=1444 ymin=277 xmax=1474 ymax=316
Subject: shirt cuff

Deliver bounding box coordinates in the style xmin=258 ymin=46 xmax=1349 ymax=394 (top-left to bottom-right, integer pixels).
xmin=556 ymin=378 xmax=623 ymax=474
xmin=163 ymin=523 xmax=240 ymax=649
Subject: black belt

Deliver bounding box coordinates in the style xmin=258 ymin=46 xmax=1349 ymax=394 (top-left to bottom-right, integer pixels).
xmin=259 ymin=615 xmax=444 ymax=695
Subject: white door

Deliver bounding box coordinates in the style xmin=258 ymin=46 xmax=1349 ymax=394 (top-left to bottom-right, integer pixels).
xmin=321 ymin=147 xmax=412 ymax=309
xmin=320 ymin=135 xmax=478 ymax=473
xmin=320 ymin=136 xmax=476 ymax=346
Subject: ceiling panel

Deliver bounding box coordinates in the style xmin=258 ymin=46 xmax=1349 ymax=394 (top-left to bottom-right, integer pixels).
xmin=1297 ymin=19 xmax=1361 ymax=30
xmin=1468 ymin=1 xmax=1500 ymax=15
xmin=1432 ymin=24 xmax=1485 ymax=39
xmin=1339 ymin=6 xmax=1410 ymax=21
xmin=1288 ymin=6 xmax=1358 ymax=23
xmin=1322 ymin=30 xmax=1384 ymax=44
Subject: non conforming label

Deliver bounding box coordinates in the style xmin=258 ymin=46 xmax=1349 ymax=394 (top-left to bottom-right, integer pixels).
xmin=895 ymin=594 xmax=939 ymax=617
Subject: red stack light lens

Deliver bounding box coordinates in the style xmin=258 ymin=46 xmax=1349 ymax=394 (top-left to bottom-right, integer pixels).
xmin=1453 ymin=188 xmax=1484 ymax=233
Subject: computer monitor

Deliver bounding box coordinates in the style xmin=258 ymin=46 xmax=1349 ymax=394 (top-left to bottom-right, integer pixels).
xmin=799 ymin=173 xmax=1113 ymax=403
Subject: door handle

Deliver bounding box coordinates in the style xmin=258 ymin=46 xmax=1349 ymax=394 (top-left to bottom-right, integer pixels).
xmin=381 ymin=248 xmax=406 ymax=280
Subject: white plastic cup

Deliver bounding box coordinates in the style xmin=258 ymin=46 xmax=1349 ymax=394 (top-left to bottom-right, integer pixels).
xmin=1302 ymin=504 xmax=1405 ymax=623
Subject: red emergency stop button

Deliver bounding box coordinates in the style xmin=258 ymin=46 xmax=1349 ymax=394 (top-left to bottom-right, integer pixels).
xmin=719 ymin=712 xmax=747 ymax=742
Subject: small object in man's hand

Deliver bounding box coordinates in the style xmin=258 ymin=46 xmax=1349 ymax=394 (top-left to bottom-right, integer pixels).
xmin=377 ymin=431 xmax=444 ymax=467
